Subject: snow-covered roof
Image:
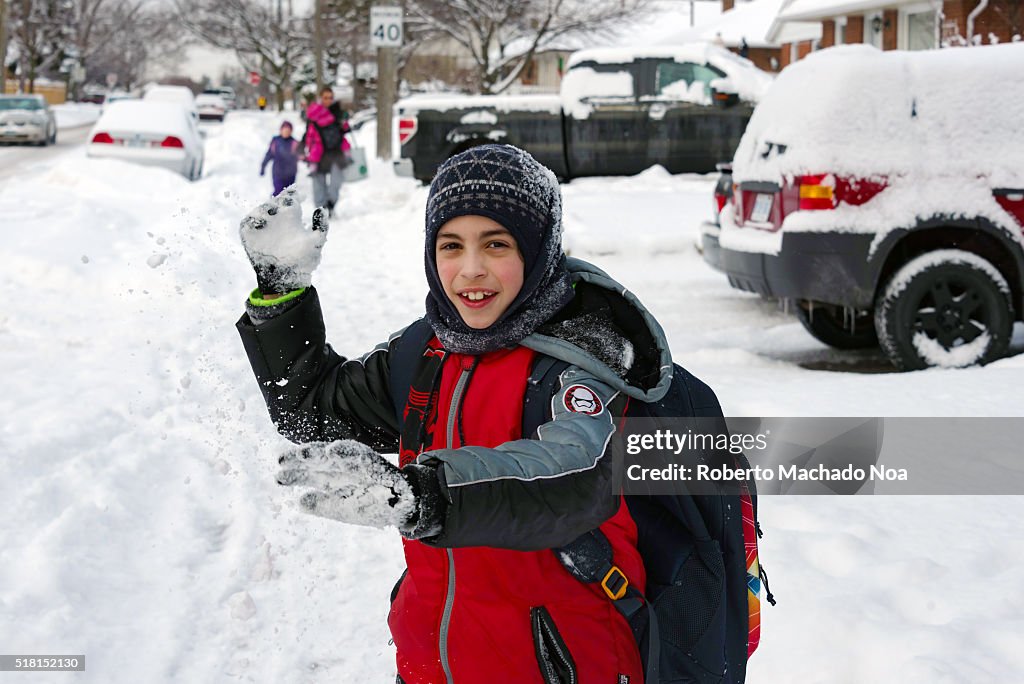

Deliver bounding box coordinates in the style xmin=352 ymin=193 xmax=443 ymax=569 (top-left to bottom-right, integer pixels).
xmin=503 ymin=0 xmax=723 ymax=57
xmin=667 ymin=0 xmax=822 ymax=48
xmin=731 ymin=43 xmax=1024 ymax=188
xmin=777 ymin=0 xmax=918 ymax=21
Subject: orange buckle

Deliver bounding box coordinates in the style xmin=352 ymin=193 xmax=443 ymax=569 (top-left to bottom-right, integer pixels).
xmin=601 ymin=566 xmax=629 ymax=601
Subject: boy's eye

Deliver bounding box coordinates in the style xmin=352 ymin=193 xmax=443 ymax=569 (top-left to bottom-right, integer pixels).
xmin=438 ymin=242 xmax=461 ymax=251
xmin=487 ymin=240 xmax=511 ymax=249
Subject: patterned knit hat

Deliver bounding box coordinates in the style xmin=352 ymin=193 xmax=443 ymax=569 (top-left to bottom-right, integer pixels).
xmin=423 ymin=144 xmax=573 ymax=353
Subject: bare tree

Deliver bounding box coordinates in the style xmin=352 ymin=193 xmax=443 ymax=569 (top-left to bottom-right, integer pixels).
xmin=7 ymin=0 xmax=73 ymax=92
xmin=176 ymin=0 xmax=309 ymax=110
xmin=404 ymin=0 xmax=652 ymax=94
xmin=68 ymin=0 xmax=143 ymax=97
xmin=87 ymin=5 xmax=189 ymax=92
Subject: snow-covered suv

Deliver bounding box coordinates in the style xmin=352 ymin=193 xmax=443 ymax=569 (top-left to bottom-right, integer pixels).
xmin=702 ymin=44 xmax=1024 ymax=370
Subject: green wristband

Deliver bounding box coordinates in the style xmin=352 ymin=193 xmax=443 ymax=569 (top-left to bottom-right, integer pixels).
xmin=248 ymin=287 xmax=306 ymax=306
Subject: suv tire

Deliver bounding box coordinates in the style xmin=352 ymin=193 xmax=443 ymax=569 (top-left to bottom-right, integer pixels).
xmin=796 ymin=303 xmax=879 ymax=349
xmin=875 ymin=249 xmax=1012 ymax=370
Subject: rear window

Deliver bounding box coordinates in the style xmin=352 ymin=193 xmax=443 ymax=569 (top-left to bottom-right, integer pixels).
xmin=0 ymin=98 xmax=42 ymax=111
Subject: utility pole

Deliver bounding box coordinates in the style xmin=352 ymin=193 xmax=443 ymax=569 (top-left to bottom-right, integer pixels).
xmin=313 ymin=0 xmax=324 ymax=90
xmin=0 ymin=0 xmax=8 ymax=94
xmin=370 ymin=5 xmax=402 ymax=160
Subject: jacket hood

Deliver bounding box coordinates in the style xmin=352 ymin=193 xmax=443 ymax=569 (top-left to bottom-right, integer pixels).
xmin=521 ymin=257 xmax=674 ymax=402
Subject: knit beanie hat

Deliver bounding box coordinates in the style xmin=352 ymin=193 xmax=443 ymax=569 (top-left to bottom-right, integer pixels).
xmin=424 ymin=144 xmax=574 ymax=354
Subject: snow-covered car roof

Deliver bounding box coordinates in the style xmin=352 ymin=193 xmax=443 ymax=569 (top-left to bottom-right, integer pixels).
xmin=90 ymin=100 xmax=198 ymax=138
xmin=144 ymin=85 xmax=197 ymax=108
xmin=732 ymin=43 xmax=1024 ymax=187
xmin=567 ymin=42 xmax=774 ymax=103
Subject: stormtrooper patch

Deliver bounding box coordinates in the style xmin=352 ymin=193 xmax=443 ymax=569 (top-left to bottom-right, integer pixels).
xmin=562 ymin=384 xmax=604 ymax=416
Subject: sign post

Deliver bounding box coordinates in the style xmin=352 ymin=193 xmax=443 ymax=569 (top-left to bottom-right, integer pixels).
xmin=370 ymin=5 xmax=402 ymax=160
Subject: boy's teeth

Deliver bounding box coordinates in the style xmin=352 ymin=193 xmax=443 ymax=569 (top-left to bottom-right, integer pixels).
xmin=463 ymin=292 xmax=491 ymax=301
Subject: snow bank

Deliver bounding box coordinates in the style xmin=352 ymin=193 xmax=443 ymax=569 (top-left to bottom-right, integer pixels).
xmin=732 ymin=43 xmax=1024 ymax=187
xmin=52 ymin=103 xmax=101 ymax=129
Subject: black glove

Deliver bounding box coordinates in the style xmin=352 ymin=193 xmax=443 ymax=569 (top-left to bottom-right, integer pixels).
xmin=276 ymin=440 xmax=445 ymax=539
xmin=239 ymin=187 xmax=329 ymax=294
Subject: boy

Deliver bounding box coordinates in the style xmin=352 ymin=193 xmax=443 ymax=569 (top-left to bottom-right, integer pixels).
xmin=236 ymin=145 xmax=688 ymax=683
xmin=259 ymin=121 xmax=301 ymax=196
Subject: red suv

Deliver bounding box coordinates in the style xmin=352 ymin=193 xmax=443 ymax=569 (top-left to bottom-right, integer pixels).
xmin=701 ymin=43 xmax=1024 ymax=370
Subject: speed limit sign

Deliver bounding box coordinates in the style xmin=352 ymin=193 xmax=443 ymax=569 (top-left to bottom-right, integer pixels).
xmin=370 ymin=6 xmax=403 ymax=47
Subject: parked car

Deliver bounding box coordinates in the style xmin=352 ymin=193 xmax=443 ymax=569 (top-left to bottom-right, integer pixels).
xmin=143 ymin=85 xmax=199 ymax=123
xmin=202 ymin=87 xmax=236 ymax=110
xmin=0 ymin=94 xmax=57 ymax=146
xmin=702 ymin=43 xmax=1024 ymax=370
xmin=394 ymin=42 xmax=772 ymax=182
xmin=195 ymin=93 xmax=227 ymax=121
xmin=86 ymin=100 xmax=205 ymax=180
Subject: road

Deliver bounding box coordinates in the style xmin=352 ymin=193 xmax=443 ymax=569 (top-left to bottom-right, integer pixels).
xmin=0 ymin=124 xmax=93 ymax=181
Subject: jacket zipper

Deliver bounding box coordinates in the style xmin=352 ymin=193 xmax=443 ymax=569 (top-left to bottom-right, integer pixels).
xmin=439 ymin=361 xmax=473 ymax=684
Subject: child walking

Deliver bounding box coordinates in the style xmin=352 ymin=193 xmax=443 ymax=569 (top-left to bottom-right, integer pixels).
xmin=236 ymin=145 xmax=722 ymax=683
xmin=259 ymin=121 xmax=301 ymax=196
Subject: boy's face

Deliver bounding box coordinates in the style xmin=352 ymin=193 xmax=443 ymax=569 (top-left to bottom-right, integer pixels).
xmin=435 ymin=215 xmax=525 ymax=330
xmin=280 ymin=125 xmax=292 ymax=138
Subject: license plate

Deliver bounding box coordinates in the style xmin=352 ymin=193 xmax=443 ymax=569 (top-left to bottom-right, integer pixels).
xmin=127 ymin=136 xmax=146 ymax=148
xmin=750 ymin=193 xmax=774 ymax=223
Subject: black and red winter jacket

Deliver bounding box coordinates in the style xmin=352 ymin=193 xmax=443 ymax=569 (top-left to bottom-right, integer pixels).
xmin=237 ymin=258 xmax=677 ymax=684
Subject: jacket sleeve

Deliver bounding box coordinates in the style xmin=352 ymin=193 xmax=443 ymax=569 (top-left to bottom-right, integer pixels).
xmin=416 ymin=366 xmax=625 ymax=551
xmin=236 ymin=287 xmax=400 ymax=451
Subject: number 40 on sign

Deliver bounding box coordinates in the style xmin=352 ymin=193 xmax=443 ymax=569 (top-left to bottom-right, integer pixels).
xmin=370 ymin=6 xmax=403 ymax=47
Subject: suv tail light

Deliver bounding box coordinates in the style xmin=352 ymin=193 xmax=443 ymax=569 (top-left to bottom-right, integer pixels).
xmin=91 ymin=132 xmax=113 ymax=144
xmin=797 ymin=174 xmax=887 ymax=211
xmin=160 ymin=136 xmax=184 ymax=148
xmin=398 ymin=116 xmax=418 ymax=145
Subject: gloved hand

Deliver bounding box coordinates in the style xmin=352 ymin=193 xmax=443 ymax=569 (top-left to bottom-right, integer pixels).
xmin=276 ymin=440 xmax=445 ymax=539
xmin=239 ymin=187 xmax=328 ymax=295
xmin=259 ymin=168 xmax=265 ymax=176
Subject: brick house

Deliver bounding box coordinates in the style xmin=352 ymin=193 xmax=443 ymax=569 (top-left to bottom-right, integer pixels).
xmin=679 ymin=0 xmax=823 ymax=71
xmin=770 ymin=0 xmax=1022 ymax=65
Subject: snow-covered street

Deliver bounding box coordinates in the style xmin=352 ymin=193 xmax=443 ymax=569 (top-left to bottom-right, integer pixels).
xmin=2 ymin=111 xmax=1023 ymax=682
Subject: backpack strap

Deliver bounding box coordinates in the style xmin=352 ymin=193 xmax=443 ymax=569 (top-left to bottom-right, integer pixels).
xmin=522 ymin=355 xmax=570 ymax=438
xmin=387 ymin=319 xmax=446 ymax=464
xmin=555 ymin=530 xmax=660 ymax=683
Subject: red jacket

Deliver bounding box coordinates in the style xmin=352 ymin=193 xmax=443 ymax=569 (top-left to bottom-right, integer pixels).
xmin=389 ymin=343 xmax=645 ymax=684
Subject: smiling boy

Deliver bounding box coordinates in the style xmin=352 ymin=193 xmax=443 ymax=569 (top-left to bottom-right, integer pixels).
xmin=236 ymin=145 xmax=692 ymax=683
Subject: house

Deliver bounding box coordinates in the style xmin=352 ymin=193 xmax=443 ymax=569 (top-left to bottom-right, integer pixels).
xmin=671 ymin=0 xmax=823 ymax=71
xmin=770 ymin=0 xmax=1022 ymax=62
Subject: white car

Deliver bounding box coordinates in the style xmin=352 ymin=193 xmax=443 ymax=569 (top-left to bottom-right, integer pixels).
xmin=0 ymin=94 xmax=57 ymax=146
xmin=143 ymin=85 xmax=199 ymax=124
xmin=87 ymin=100 xmax=205 ymax=180
xmin=195 ymin=94 xmax=227 ymax=122
xmin=202 ymin=87 xmax=236 ymax=110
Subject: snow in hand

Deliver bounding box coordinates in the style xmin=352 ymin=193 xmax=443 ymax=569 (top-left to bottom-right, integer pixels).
xmin=1 ymin=110 xmax=1023 ymax=683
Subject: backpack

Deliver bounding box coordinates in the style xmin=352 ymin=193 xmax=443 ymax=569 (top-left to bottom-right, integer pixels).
xmin=388 ymin=320 xmax=773 ymax=684
xmin=314 ymin=118 xmax=345 ymax=153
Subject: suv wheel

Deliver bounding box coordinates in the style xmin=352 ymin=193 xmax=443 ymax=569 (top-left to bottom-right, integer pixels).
xmin=796 ymin=303 xmax=879 ymax=349
xmin=875 ymin=249 xmax=1012 ymax=370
